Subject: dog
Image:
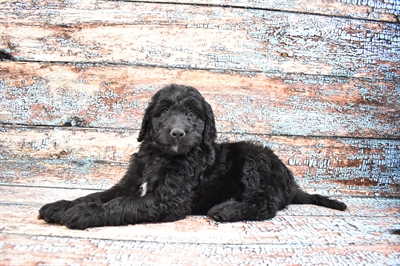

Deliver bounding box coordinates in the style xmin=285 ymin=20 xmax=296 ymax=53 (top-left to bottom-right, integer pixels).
xmin=38 ymin=84 xmax=347 ymax=229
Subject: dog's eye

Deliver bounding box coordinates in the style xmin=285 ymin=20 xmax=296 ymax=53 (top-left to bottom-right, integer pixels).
xmin=161 ymin=109 xmax=169 ymax=116
xmin=188 ymin=110 xmax=197 ymax=118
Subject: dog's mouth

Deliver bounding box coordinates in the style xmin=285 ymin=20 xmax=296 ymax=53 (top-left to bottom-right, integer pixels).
xmin=153 ymin=137 xmax=190 ymax=155
xmin=162 ymin=137 xmax=200 ymax=156
xmin=170 ymin=143 xmax=180 ymax=154
xmin=168 ymin=140 xmax=193 ymax=155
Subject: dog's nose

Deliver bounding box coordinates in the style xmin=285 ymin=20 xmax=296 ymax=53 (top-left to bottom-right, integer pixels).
xmin=170 ymin=128 xmax=186 ymax=139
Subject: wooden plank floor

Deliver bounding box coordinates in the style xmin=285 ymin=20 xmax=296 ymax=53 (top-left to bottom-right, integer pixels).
xmin=1 ymin=185 xmax=399 ymax=265
xmin=1 ymin=0 xmax=399 ymax=265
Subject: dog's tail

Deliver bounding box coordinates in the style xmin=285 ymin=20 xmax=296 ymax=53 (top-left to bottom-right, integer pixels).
xmin=291 ymin=189 xmax=347 ymax=211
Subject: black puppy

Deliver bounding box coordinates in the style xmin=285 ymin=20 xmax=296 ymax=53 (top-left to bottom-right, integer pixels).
xmin=39 ymin=84 xmax=347 ymax=229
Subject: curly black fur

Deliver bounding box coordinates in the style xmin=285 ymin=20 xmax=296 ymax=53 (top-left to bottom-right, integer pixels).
xmin=39 ymin=84 xmax=347 ymax=229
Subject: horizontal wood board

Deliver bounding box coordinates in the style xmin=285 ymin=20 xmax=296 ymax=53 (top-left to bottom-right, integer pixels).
xmin=1 ymin=62 xmax=399 ymax=138
xmin=2 ymin=185 xmax=399 ymax=217
xmin=124 ymin=0 xmax=400 ymax=22
xmin=1 ymin=202 xmax=399 ymax=246
xmin=1 ymin=125 xmax=399 ymax=195
xmin=1 ymin=1 xmax=399 ymax=80
xmin=2 ymin=0 xmax=400 ymax=24
xmin=2 ymin=233 xmax=398 ymax=265
xmin=0 ymin=185 xmax=399 ymax=265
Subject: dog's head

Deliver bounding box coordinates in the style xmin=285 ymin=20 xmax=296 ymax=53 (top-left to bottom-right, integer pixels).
xmin=138 ymin=84 xmax=216 ymax=162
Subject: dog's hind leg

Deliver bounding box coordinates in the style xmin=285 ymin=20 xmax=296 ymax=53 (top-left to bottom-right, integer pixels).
xmin=207 ymin=199 xmax=278 ymax=222
xmin=207 ymin=201 xmax=251 ymax=222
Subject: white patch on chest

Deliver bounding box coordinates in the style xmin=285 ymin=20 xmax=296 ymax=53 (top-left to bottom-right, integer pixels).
xmin=139 ymin=182 xmax=148 ymax=197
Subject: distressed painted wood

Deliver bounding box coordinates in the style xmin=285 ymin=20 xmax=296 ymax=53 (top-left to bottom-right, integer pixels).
xmin=1 ymin=203 xmax=399 ymax=245
xmin=0 ymin=126 xmax=136 ymax=189
xmin=1 ymin=2 xmax=399 ymax=80
xmin=2 ymin=233 xmax=398 ymax=265
xmin=1 ymin=0 xmax=399 ymax=25
xmin=1 ymin=125 xmax=399 ymax=195
xmin=0 ymin=197 xmax=399 ymax=265
xmin=0 ymin=0 xmax=399 ymax=263
xmin=1 ymin=62 xmax=399 ymax=138
xmin=2 ymin=185 xmax=399 ymax=217
xmin=126 ymin=0 xmax=400 ymax=22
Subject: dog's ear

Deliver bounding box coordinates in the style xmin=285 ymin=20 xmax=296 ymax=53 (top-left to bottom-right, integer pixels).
xmin=137 ymin=90 xmax=161 ymax=142
xmin=202 ymin=101 xmax=216 ymax=164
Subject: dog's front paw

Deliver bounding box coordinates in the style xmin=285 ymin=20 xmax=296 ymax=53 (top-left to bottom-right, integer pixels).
xmin=61 ymin=202 xmax=107 ymax=230
xmin=38 ymin=200 xmax=74 ymax=224
xmin=207 ymin=201 xmax=246 ymax=222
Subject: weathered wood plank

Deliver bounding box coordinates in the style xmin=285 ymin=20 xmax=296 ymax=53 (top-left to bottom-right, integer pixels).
xmin=1 ymin=0 xmax=398 ymax=24
xmin=2 ymin=185 xmax=399 ymax=217
xmin=0 ymin=126 xmax=135 ymax=189
xmin=127 ymin=0 xmax=400 ymax=22
xmin=222 ymin=133 xmax=400 ymax=195
xmin=1 ymin=202 xmax=399 ymax=265
xmin=1 ymin=126 xmax=399 ymax=195
xmin=1 ymin=233 xmax=398 ymax=266
xmin=1 ymin=203 xmax=399 ymax=245
xmin=1 ymin=3 xmax=399 ymax=80
xmin=1 ymin=62 xmax=398 ymax=138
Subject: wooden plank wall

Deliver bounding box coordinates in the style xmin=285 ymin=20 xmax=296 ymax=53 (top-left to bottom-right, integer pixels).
xmin=1 ymin=0 xmax=399 ymax=197
xmin=1 ymin=1 xmax=400 ymax=265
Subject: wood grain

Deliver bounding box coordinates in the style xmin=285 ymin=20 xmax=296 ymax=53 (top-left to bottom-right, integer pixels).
xmin=1 ymin=201 xmax=399 ymax=245
xmin=1 ymin=1 xmax=399 ymax=264
xmin=2 ymin=0 xmax=399 ymax=24
xmin=1 ymin=1 xmax=399 ymax=80
xmin=2 ymin=185 xmax=399 ymax=217
xmin=1 ymin=62 xmax=398 ymax=138
xmin=1 ymin=125 xmax=398 ymax=195
xmin=125 ymin=0 xmax=400 ymax=22
xmin=1 ymin=197 xmax=399 ymax=265
xmin=2 ymin=233 xmax=398 ymax=266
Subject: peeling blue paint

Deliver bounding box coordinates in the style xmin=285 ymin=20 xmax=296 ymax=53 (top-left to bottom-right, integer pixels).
xmin=2 ymin=3 xmax=399 ymax=78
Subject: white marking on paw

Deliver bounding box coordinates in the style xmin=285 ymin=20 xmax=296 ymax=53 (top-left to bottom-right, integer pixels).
xmin=140 ymin=182 xmax=148 ymax=197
